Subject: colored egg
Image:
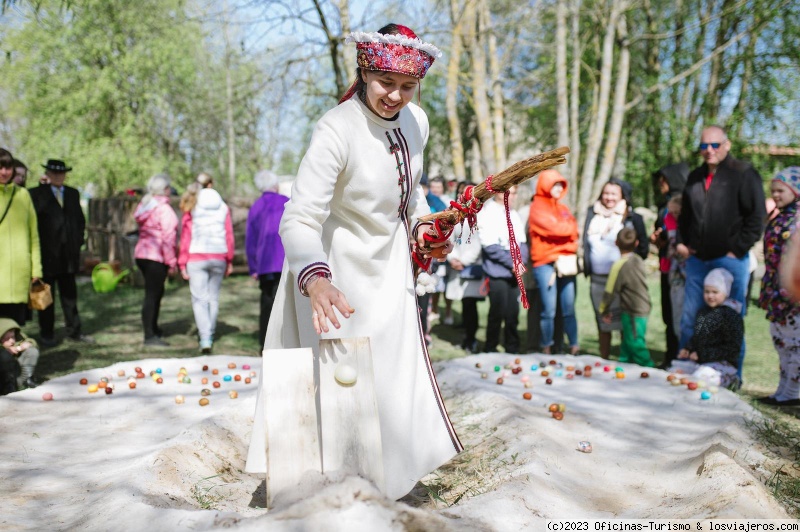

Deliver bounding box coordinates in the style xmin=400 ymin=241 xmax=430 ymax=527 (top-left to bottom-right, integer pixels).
xmin=496 ymin=378 xmax=504 ymax=385
xmin=603 ymin=366 xmax=611 ymax=372
xmin=585 ymin=366 xmax=593 ymax=372
xmin=212 ymin=369 xmax=219 ymax=375
xmin=128 ymin=381 xmax=137 ymax=389
xmin=531 ymin=364 xmax=539 ymax=371
xmin=558 ymin=404 xmax=566 ymax=412
xmin=88 ymin=384 xmax=99 ymax=393
xmin=228 ymin=363 xmax=237 ymax=369
xmin=42 ymin=392 xmax=53 ymax=401
xmin=117 ymin=370 xmax=125 ymax=377
xmin=566 ymin=373 xmax=574 ymax=380
xmin=494 ymin=366 xmax=501 ymax=372
xmin=157 ymin=377 xmax=164 ymax=384
xmin=514 ymin=358 xmax=521 ymax=365
xmin=640 ymin=372 xmax=649 ymax=378
xmin=475 ymin=362 xmax=482 ymax=368
xmin=616 ymin=372 xmax=625 ymax=379
xmin=150 ymin=370 xmax=157 ymax=377
xmin=223 ymin=375 xmax=232 ymax=382
xmin=97 ymin=381 xmax=107 ymax=388
xmin=229 ymin=390 xmax=238 ymax=399
xmin=541 ymin=370 xmax=549 ymax=377
xmin=156 ymin=368 xmax=163 ymax=374
xmin=244 ymin=377 xmax=252 ymax=384
xmin=615 ymin=366 xmax=623 ymax=373
xmin=234 ymin=374 xmax=242 ymax=381
xmin=522 ymin=392 xmax=532 ymax=400
xmin=667 ymin=374 xmax=677 ymax=382
xmin=136 ymin=372 xmax=145 ymax=379
xmin=175 ymin=395 xmax=184 ymax=404
xmin=709 ymin=386 xmax=719 ymax=393
xmin=213 ymin=381 xmax=221 ymax=388
xmin=250 ymin=371 xmax=257 ymax=378
xmin=334 ymin=364 xmax=357 ymax=385
xmin=671 ymin=379 xmax=682 ymax=386
xmin=199 ymin=398 xmax=209 ymax=406
xmin=202 ymin=365 xmax=209 ymax=371
xmin=575 ymin=369 xmax=583 ymax=376
xmin=201 ymin=388 xmax=211 ymax=396
xmin=107 ymin=383 xmax=115 ymax=390
xmin=242 ymin=364 xmax=251 ymax=370
xmin=100 ymin=376 xmax=109 ymax=383
xmin=552 ymin=411 xmax=564 ymax=420
xmin=697 ymin=380 xmax=707 ymax=389
xmin=687 ymin=382 xmax=698 ymax=390
xmin=182 ymin=376 xmax=191 ymax=384
xmin=566 ymin=365 xmax=575 ymax=372
xmin=700 ymin=391 xmax=712 ymax=400
xmin=524 ymin=382 xmax=533 ymax=388
xmin=135 ymin=366 xmax=142 ymax=373
xmin=548 ymin=404 xmax=559 ymax=412
xmin=595 ymin=362 xmax=602 ymax=367
xmin=549 ymin=359 xmax=557 ymax=366
xmin=555 ymin=370 xmax=563 ymax=377
xmin=521 ymin=375 xmax=530 ymax=383
xmin=105 ymin=386 xmax=113 ymax=395
xmin=201 ymin=377 xmax=209 ymax=385
xmin=79 ymin=378 xmax=88 ymax=385
xmin=545 ymin=378 xmax=553 ymax=385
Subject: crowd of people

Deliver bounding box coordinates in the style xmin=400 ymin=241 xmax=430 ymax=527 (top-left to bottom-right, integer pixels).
xmin=0 ymin=147 xmax=289 ymax=393
xmin=420 ymin=129 xmax=800 ymax=400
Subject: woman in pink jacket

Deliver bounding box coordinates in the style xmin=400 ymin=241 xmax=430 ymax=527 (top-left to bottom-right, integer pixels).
xmin=134 ymin=174 xmax=178 ymax=347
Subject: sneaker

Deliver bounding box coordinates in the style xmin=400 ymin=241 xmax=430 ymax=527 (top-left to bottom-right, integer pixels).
xmin=428 ymin=312 xmax=440 ymax=323
xmin=144 ymin=337 xmax=169 ymax=347
xmin=23 ymin=378 xmax=40 ymax=389
xmin=443 ymin=315 xmax=454 ymax=326
xmin=199 ymin=339 xmax=213 ymax=354
xmin=39 ymin=336 xmax=58 ymax=348
xmin=69 ymin=334 xmax=96 ymax=344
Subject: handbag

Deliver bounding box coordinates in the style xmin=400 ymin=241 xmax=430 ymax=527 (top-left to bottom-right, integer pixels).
xmin=28 ymin=279 xmax=53 ymax=311
xmin=554 ymin=254 xmax=579 ymax=278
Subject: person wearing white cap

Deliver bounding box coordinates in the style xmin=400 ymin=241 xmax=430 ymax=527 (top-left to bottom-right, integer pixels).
xmin=671 ymin=267 xmax=743 ymax=389
xmin=757 ymin=167 xmax=800 ymax=406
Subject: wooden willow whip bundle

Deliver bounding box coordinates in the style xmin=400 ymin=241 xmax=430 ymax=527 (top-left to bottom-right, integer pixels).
xmin=418 ymin=146 xmax=570 ymax=225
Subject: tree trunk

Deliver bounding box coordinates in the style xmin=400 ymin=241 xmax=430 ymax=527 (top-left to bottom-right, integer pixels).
xmin=483 ymin=0 xmax=506 ymax=170
xmin=447 ymin=0 xmax=467 ymax=180
xmin=465 ymin=0 xmax=495 ymax=175
xmin=223 ymin=0 xmax=236 ymax=194
xmin=555 ymin=0 xmax=570 ymax=196
xmin=576 ymin=0 xmax=623 ymax=231
xmin=596 ymin=10 xmax=630 ymax=186
xmin=338 ymin=0 xmax=354 ymax=81
xmin=568 ymin=0 xmax=582 ymax=209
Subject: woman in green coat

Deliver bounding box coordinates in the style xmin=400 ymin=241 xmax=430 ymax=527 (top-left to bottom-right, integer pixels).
xmin=0 ymin=148 xmax=42 ymax=325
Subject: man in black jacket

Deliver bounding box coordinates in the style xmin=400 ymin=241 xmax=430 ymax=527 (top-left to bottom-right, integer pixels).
xmin=676 ymin=126 xmax=765 ymax=376
xmin=29 ymin=159 xmax=93 ymax=346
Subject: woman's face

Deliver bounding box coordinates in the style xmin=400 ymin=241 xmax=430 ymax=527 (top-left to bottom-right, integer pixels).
xmin=550 ymin=182 xmax=564 ymax=199
xmin=362 ymin=70 xmax=419 ymax=119
xmin=601 ymin=184 xmax=623 ymax=209
xmin=0 ymin=163 xmax=13 ymax=185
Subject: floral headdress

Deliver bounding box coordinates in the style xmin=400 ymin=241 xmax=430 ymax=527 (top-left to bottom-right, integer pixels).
xmin=339 ymin=25 xmax=442 ymax=103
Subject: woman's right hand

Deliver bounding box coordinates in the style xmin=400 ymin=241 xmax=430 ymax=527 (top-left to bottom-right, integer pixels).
xmin=307 ymin=277 xmax=355 ymax=334
xmin=180 ymin=269 xmax=189 ymax=280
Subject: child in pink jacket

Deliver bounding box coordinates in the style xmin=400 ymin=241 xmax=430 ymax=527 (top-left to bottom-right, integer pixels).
xmin=134 ymin=174 xmax=178 ymax=346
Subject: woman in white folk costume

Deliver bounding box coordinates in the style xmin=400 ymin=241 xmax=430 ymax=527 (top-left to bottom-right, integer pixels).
xmin=246 ymin=24 xmax=463 ymax=499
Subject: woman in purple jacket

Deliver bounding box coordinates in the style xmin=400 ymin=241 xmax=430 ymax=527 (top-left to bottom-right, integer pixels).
xmin=134 ymin=174 xmax=178 ymax=347
xmin=246 ymin=170 xmax=289 ymax=348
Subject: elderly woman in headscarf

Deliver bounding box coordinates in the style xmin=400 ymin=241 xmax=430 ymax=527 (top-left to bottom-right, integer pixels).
xmin=246 ymin=169 xmax=289 ymax=348
xmin=134 ymin=173 xmax=178 ymax=347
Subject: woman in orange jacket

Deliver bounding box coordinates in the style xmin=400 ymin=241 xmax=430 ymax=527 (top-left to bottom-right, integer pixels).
xmin=529 ymin=170 xmax=580 ymax=354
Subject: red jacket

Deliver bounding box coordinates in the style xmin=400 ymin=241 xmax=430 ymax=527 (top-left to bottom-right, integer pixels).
xmin=528 ymin=170 xmax=579 ymax=267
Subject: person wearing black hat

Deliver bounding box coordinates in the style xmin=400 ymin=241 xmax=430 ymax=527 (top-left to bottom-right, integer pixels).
xmin=29 ymin=159 xmax=93 ymax=346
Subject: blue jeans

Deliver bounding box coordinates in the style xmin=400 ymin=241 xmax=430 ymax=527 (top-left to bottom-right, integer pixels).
xmin=533 ymin=263 xmax=578 ymax=348
xmin=679 ymin=254 xmax=749 ymax=376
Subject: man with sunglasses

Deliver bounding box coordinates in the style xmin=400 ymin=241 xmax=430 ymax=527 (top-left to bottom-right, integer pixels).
xmin=676 ymin=125 xmax=765 ymax=380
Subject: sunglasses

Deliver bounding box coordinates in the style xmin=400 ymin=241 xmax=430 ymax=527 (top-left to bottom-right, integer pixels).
xmin=698 ymin=142 xmax=724 ymax=150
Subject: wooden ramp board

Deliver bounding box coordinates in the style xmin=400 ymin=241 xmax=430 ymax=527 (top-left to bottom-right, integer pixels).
xmin=318 ymin=337 xmax=385 ymax=492
xmin=263 ymin=347 xmax=321 ymax=508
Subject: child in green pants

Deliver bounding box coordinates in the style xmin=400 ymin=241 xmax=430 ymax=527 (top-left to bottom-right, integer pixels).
xmin=599 ymin=227 xmax=654 ymax=367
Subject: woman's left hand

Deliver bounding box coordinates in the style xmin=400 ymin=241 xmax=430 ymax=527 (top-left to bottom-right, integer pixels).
xmin=416 ymin=230 xmax=454 ymax=261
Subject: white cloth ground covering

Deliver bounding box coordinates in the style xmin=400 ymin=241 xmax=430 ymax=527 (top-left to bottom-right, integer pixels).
xmin=0 ymin=354 xmax=789 ymax=531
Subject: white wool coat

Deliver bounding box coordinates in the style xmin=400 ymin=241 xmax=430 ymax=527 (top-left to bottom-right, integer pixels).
xmin=246 ymin=97 xmax=462 ymax=499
